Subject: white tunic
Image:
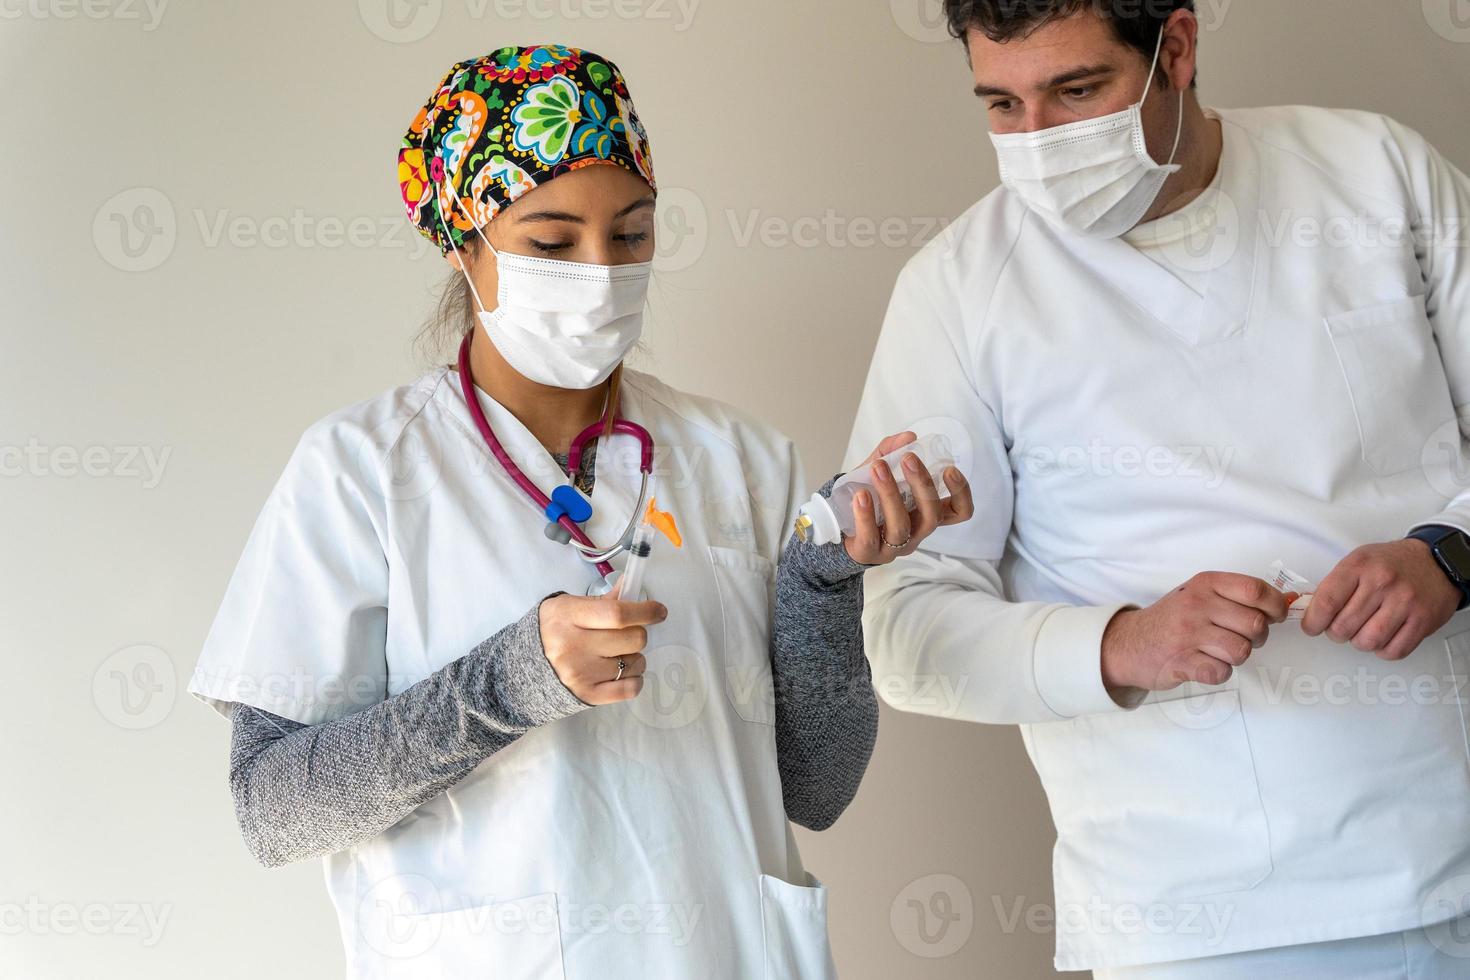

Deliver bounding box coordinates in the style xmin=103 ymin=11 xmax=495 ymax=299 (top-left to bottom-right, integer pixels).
xmin=190 ymin=366 xmax=838 ymax=979
xmin=848 ymin=106 xmax=1470 ymax=970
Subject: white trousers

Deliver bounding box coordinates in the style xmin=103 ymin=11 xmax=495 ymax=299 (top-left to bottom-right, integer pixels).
xmin=1092 ymin=916 xmax=1470 ymax=980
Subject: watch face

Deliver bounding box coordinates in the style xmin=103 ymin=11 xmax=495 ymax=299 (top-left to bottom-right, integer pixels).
xmin=1438 ymin=532 xmax=1470 ymax=579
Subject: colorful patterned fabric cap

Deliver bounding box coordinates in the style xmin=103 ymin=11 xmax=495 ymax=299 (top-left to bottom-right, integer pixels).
xmin=398 ymin=44 xmax=656 ymax=254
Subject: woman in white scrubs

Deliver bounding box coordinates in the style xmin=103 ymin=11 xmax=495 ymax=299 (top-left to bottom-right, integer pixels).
xmin=189 ymin=45 xmax=974 ymax=979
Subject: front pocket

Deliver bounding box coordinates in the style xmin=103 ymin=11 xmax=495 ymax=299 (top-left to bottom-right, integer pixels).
xmin=1029 ymin=689 xmax=1273 ymax=906
xmin=709 ymin=545 xmax=776 ymax=725
xmin=390 ymin=892 xmax=565 ymax=979
xmin=759 ymin=873 xmax=836 ymax=980
xmin=1324 ymin=294 xmax=1453 ymax=476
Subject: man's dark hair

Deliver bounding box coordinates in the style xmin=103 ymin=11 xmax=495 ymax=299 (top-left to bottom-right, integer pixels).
xmin=945 ymin=0 xmax=1198 ymax=87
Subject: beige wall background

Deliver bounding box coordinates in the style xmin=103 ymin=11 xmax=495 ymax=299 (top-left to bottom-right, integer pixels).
xmin=3 ymin=1 xmax=1468 ymax=976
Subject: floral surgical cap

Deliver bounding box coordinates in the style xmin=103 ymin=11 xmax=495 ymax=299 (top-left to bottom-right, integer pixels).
xmin=398 ymin=44 xmax=656 ymax=255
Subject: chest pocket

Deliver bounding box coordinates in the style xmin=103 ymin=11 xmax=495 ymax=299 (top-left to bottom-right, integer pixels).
xmin=709 ymin=545 xmax=776 ymax=726
xmin=1324 ymin=294 xmax=1454 ymax=477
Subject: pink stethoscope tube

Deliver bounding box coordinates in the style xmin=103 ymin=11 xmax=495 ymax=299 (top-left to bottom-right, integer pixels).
xmin=456 ymin=334 xmax=653 ymax=580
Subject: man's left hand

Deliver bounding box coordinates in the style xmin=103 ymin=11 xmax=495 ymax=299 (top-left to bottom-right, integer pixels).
xmin=1301 ymin=539 xmax=1462 ymax=661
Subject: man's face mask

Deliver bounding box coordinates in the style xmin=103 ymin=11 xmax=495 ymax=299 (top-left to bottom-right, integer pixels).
xmin=988 ymin=28 xmax=1185 ymax=240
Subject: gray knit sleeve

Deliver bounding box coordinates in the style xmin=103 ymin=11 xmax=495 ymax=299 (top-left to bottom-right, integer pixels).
xmin=771 ymin=477 xmax=879 ymax=831
xmin=227 ymin=596 xmax=587 ymax=868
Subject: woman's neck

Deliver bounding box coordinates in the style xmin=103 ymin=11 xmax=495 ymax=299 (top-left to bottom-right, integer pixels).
xmin=464 ymin=331 xmax=609 ymax=453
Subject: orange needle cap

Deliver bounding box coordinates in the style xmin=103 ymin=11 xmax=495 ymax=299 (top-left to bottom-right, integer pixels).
xmin=644 ymin=497 xmax=682 ymax=548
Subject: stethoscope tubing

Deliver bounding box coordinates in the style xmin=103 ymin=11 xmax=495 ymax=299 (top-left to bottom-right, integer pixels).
xmin=456 ymin=333 xmax=654 ymax=580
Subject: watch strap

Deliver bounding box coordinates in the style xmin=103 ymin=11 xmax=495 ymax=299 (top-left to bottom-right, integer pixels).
xmin=1408 ymin=525 xmax=1470 ymax=611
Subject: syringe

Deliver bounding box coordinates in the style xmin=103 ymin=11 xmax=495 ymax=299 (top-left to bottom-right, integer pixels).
xmin=617 ymin=498 xmax=682 ymax=601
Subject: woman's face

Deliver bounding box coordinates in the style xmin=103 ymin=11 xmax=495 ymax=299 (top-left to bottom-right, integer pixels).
xmin=447 ymin=164 xmax=656 ymax=301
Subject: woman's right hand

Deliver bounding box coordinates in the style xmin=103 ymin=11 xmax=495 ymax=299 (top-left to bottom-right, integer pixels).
xmin=537 ymin=593 xmax=668 ymax=704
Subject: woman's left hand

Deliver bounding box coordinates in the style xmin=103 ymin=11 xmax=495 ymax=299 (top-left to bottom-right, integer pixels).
xmin=844 ymin=431 xmax=975 ymax=566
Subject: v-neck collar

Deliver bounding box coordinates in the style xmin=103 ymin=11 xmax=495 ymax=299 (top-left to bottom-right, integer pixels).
xmin=436 ymin=366 xmax=646 ymax=566
xmin=1053 ymin=109 xmax=1262 ymax=346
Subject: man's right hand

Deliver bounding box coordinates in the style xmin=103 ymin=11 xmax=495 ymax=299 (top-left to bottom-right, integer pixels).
xmin=1100 ymin=573 xmax=1292 ymax=695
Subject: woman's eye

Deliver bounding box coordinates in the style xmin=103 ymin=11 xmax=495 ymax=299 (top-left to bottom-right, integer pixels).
xmin=529 ymin=239 xmax=571 ymax=254
xmin=615 ymin=232 xmax=650 ymax=246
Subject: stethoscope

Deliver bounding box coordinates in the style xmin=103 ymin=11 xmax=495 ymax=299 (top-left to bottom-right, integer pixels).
xmin=456 ymin=334 xmax=654 ymax=584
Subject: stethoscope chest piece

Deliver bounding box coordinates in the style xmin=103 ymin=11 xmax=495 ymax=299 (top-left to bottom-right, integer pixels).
xmin=584 ymin=576 xmax=617 ymax=597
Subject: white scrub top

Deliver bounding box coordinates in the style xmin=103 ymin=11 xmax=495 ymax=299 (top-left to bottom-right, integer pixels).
xmin=190 ymin=367 xmax=838 ymax=979
xmin=849 ymin=106 xmax=1470 ymax=970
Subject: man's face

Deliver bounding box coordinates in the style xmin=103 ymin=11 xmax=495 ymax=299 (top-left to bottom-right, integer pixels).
xmin=969 ymin=11 xmax=1172 ymax=139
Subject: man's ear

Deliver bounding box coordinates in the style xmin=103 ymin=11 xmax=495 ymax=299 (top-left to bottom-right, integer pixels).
xmin=1160 ymin=8 xmax=1200 ymax=90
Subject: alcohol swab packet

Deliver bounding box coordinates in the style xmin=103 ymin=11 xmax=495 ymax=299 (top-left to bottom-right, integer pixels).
xmin=1268 ymin=559 xmax=1315 ymax=621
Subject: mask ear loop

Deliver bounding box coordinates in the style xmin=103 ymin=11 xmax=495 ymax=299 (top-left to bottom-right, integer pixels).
xmin=436 ymin=171 xmax=497 ymax=315
xmin=1166 ymin=92 xmax=1185 ymax=166
xmin=1138 ymin=25 xmax=1186 ymax=167
xmin=462 ymin=189 xmax=501 ymax=260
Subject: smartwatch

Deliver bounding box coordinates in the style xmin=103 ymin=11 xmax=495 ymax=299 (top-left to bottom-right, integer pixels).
xmin=1407 ymin=525 xmax=1470 ymax=611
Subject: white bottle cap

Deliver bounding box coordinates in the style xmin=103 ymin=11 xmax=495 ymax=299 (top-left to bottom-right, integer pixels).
xmin=795 ymin=493 xmax=841 ymax=546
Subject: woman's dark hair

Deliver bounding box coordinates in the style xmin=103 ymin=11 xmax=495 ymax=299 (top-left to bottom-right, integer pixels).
xmin=944 ymin=0 xmax=1198 ymax=87
xmin=416 ymin=253 xmax=479 ymax=368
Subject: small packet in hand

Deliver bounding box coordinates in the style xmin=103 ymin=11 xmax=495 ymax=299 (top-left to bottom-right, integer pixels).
xmin=1268 ymin=559 xmax=1315 ymax=621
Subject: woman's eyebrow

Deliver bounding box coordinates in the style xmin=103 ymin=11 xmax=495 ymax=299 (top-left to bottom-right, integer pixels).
xmin=617 ymin=197 xmax=656 ymax=218
xmin=515 ymin=209 xmax=584 ymax=224
xmin=514 ymin=197 xmax=655 ymax=224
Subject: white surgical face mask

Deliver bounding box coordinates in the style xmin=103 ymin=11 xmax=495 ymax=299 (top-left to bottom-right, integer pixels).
xmin=989 ymin=30 xmax=1185 ymax=239
xmin=442 ymin=182 xmax=652 ymax=390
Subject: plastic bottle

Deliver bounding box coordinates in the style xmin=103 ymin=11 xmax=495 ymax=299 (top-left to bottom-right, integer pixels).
xmin=794 ymin=434 xmax=957 ymax=547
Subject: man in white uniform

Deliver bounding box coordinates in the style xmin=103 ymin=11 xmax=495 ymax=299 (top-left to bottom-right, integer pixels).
xmin=848 ymin=2 xmax=1470 ymax=976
